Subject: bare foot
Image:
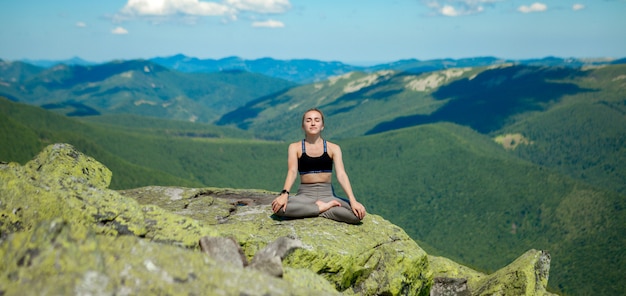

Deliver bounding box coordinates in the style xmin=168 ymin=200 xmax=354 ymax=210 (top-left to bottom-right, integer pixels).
xmin=316 ymin=200 xmax=341 ymax=213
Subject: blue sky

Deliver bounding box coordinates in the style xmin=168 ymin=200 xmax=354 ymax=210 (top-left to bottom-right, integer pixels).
xmin=1 ymin=0 xmax=625 ymax=65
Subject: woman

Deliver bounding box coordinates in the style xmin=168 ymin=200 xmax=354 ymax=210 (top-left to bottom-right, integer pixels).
xmin=271 ymin=108 xmax=366 ymax=224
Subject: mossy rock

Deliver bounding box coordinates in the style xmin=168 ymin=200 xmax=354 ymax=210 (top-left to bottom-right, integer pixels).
xmin=1 ymin=143 xmax=556 ymax=295
xmin=429 ymin=250 xmax=557 ymax=296
xmin=121 ymin=185 xmax=434 ymax=295
xmin=0 ymin=219 xmax=339 ymax=295
xmin=0 ymin=143 xmax=146 ymax=237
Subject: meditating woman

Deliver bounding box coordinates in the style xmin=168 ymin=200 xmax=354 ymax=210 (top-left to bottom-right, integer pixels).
xmin=271 ymin=108 xmax=366 ymax=224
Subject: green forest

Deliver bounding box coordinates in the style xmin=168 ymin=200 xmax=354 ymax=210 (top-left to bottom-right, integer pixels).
xmin=1 ymin=63 xmax=625 ymax=296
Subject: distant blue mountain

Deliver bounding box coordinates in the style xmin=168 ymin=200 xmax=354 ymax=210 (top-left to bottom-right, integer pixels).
xmin=149 ymin=54 xmax=363 ymax=84
xmin=0 ymin=59 xmax=296 ymax=122
xmin=148 ymin=54 xmax=623 ymax=83
xmin=11 ymin=54 xmax=625 ymax=84
xmin=21 ymin=56 xmax=97 ymax=68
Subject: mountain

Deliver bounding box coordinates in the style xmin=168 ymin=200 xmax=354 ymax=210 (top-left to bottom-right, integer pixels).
xmin=213 ymin=63 xmax=626 ymax=295
xmin=611 ymin=57 xmax=626 ymax=64
xmin=217 ymin=64 xmax=582 ymax=137
xmin=216 ymin=68 xmax=465 ymax=139
xmin=217 ymin=64 xmax=626 ymax=194
xmin=21 ymin=56 xmax=97 ymax=67
xmin=3 ymin=57 xmax=624 ymax=195
xmin=0 ymin=59 xmax=296 ymax=122
xmin=4 ymin=56 xmax=623 ymax=124
xmin=0 ymin=59 xmax=46 ymax=83
xmin=365 ymin=56 xmax=508 ymax=73
xmin=148 ymin=54 xmax=624 ymax=83
xmin=150 ymin=54 xmax=364 ymax=84
xmin=11 ymin=55 xmax=624 ymax=86
xmin=1 ymin=97 xmax=625 ymax=295
xmin=2 ymin=57 xmax=626 ymax=295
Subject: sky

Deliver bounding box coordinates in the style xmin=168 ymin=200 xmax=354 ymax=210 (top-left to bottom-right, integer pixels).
xmin=1 ymin=0 xmax=625 ymax=65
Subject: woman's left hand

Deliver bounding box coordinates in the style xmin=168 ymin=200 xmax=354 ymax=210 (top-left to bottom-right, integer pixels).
xmin=272 ymin=194 xmax=289 ymax=213
xmin=351 ymin=201 xmax=366 ymax=220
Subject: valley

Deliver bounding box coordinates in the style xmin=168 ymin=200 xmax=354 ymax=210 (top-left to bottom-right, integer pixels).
xmin=1 ymin=56 xmax=625 ymax=295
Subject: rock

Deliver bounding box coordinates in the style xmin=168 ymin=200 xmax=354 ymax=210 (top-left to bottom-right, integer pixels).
xmin=428 ymin=255 xmax=487 ymax=291
xmin=429 ymin=250 xmax=557 ymax=296
xmin=199 ymin=236 xmax=248 ymax=268
xmin=0 ymin=218 xmax=339 ymax=296
xmin=430 ymin=277 xmax=470 ymax=296
xmin=25 ymin=143 xmax=113 ymax=189
xmin=248 ymin=236 xmax=303 ymax=277
xmin=125 ymin=186 xmax=433 ymax=295
xmin=0 ymin=144 xmax=558 ymax=295
xmin=0 ymin=143 xmax=147 ymax=237
xmin=198 ymin=235 xmax=302 ymax=277
xmin=472 ymin=250 xmax=555 ymax=296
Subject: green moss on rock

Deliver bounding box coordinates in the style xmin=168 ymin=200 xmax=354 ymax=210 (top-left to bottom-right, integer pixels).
xmin=121 ymin=183 xmax=434 ymax=295
xmin=1 ymin=219 xmax=339 ymax=295
xmin=428 ymin=255 xmax=487 ymax=290
xmin=0 ymin=144 xmax=146 ymax=237
xmin=1 ymin=144 xmax=557 ymax=295
xmin=429 ymin=250 xmax=557 ymax=296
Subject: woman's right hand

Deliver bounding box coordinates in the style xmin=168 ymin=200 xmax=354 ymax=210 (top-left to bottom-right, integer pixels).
xmin=272 ymin=194 xmax=288 ymax=213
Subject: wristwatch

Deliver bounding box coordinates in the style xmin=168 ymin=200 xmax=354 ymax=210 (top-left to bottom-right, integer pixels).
xmin=280 ymin=189 xmax=289 ymax=195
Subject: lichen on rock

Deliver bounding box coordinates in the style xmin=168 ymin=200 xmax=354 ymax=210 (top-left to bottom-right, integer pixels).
xmin=0 ymin=143 xmax=147 ymax=237
xmin=429 ymin=250 xmax=557 ymax=296
xmin=1 ymin=218 xmax=335 ymax=296
xmin=1 ymin=143 xmax=557 ymax=295
xmin=122 ymin=183 xmax=434 ymax=295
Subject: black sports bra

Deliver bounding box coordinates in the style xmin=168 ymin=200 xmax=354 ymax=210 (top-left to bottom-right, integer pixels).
xmin=298 ymin=139 xmax=333 ymax=175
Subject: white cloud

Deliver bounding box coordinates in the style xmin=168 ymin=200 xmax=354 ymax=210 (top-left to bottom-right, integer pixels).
xmin=76 ymin=22 xmax=87 ymax=28
xmin=440 ymin=5 xmax=461 ymax=16
xmin=572 ymin=4 xmax=585 ymax=11
xmin=226 ymin=0 xmax=291 ymax=14
xmin=252 ymin=19 xmax=284 ymax=28
xmin=424 ymin=0 xmax=498 ymax=17
xmin=112 ymin=26 xmax=129 ymax=34
xmin=117 ymin=0 xmax=291 ymax=21
xmin=120 ymin=0 xmax=235 ymax=17
xmin=517 ymin=2 xmax=547 ymax=13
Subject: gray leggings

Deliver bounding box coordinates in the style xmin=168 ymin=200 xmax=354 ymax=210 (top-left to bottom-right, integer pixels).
xmin=274 ymin=183 xmax=361 ymax=224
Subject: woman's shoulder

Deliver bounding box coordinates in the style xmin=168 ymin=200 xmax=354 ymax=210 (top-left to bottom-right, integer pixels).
xmin=325 ymin=140 xmax=342 ymax=153
xmin=288 ymin=141 xmax=302 ymax=152
xmin=289 ymin=140 xmax=302 ymax=147
xmin=324 ymin=139 xmax=339 ymax=147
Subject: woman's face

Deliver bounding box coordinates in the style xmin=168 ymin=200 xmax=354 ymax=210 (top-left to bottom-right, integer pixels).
xmin=302 ymin=110 xmax=324 ymax=135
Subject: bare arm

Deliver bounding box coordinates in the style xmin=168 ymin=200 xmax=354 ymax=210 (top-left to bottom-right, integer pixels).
xmin=329 ymin=142 xmax=366 ymax=219
xmin=272 ymin=142 xmax=299 ymax=213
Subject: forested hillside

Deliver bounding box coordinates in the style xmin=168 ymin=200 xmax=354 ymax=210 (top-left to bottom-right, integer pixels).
xmin=2 ymin=61 xmax=625 ymax=296
xmin=2 ymin=96 xmax=625 ymax=295
xmin=217 ymin=68 xmax=483 ymax=139
xmin=0 ymin=59 xmax=296 ymax=122
xmin=495 ymin=65 xmax=626 ymax=194
xmin=219 ymin=64 xmax=626 ymax=196
xmin=338 ymin=124 xmax=625 ymax=296
xmin=0 ymin=98 xmax=281 ymax=189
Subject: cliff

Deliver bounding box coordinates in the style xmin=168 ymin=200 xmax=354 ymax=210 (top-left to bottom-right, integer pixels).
xmin=0 ymin=143 xmax=556 ymax=295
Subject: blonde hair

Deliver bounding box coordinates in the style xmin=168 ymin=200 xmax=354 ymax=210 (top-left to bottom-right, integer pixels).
xmin=301 ymin=108 xmax=325 ymax=126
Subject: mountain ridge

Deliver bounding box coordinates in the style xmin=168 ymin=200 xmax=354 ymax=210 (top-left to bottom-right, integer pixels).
xmin=8 ymin=54 xmax=624 ymax=84
xmin=0 ymin=59 xmax=296 ymax=122
xmin=2 ymin=57 xmax=626 ymax=295
xmin=2 ymin=97 xmax=625 ymax=295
